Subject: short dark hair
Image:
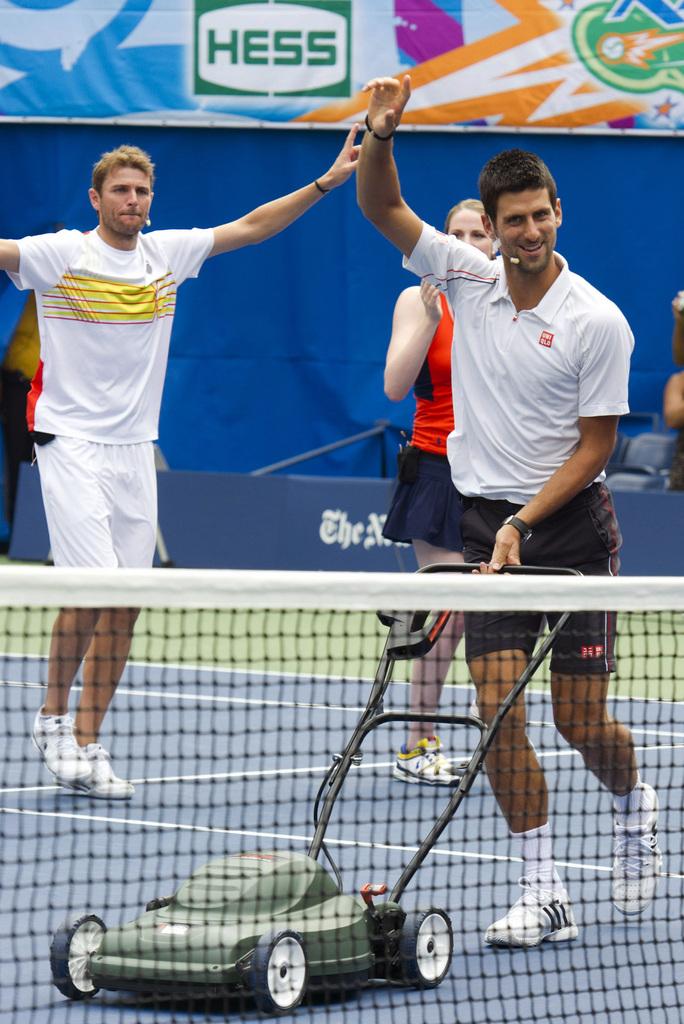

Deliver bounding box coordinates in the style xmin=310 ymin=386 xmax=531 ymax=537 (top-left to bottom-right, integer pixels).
xmin=478 ymin=149 xmax=557 ymax=223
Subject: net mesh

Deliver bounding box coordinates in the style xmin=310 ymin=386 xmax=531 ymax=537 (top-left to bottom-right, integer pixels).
xmin=2 ymin=566 xmax=683 ymax=1024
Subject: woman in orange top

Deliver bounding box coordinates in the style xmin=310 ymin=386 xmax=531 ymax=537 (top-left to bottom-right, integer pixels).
xmin=382 ymin=199 xmax=495 ymax=785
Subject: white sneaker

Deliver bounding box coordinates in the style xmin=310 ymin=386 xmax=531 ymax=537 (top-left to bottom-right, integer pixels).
xmin=32 ymin=710 xmax=92 ymax=788
xmin=485 ymin=878 xmax=578 ymax=948
xmin=393 ymin=735 xmax=464 ymax=787
xmin=78 ymin=744 xmax=135 ymax=800
xmin=612 ymin=783 xmax=662 ymax=916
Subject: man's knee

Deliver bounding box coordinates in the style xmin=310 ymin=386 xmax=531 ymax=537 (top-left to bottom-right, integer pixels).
xmin=553 ymin=704 xmax=609 ymax=749
xmin=468 ymin=650 xmax=528 ymax=686
xmin=54 ymin=606 xmax=100 ymax=636
xmin=469 ymin=651 xmax=530 ymax=726
xmin=551 ymin=671 xmax=611 ymax=748
xmin=95 ymin=607 xmax=141 ymax=638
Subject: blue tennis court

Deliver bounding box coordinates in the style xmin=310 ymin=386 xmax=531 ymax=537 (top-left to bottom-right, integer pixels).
xmin=2 ymin=649 xmax=682 ymax=1024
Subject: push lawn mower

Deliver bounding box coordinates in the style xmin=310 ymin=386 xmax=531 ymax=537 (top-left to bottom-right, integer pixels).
xmin=49 ymin=564 xmax=574 ymax=1014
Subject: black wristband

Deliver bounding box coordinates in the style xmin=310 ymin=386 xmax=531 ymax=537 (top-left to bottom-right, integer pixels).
xmin=501 ymin=515 xmax=533 ymax=542
xmin=364 ymin=114 xmax=395 ymax=141
xmin=313 ymin=179 xmax=330 ymax=194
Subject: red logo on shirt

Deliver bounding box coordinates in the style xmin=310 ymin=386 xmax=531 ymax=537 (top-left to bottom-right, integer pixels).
xmin=581 ymin=644 xmax=605 ymax=659
xmin=539 ymin=331 xmax=554 ymax=348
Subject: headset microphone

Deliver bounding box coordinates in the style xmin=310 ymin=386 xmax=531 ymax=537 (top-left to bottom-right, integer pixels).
xmin=500 ymin=240 xmax=520 ymax=264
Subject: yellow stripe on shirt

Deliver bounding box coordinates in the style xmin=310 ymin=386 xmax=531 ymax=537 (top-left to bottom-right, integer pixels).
xmin=43 ymin=272 xmax=177 ymax=324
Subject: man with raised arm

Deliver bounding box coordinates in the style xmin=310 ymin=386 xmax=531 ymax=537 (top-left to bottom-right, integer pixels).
xmin=0 ymin=131 xmax=359 ymax=800
xmin=357 ymin=76 xmax=660 ymax=943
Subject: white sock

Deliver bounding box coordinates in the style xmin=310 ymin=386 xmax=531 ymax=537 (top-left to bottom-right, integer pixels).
xmin=613 ymin=777 xmax=655 ymax=826
xmin=512 ymin=822 xmax=564 ymax=892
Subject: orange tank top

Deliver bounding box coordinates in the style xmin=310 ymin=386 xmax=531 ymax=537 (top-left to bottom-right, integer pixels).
xmin=410 ymin=293 xmax=454 ymax=455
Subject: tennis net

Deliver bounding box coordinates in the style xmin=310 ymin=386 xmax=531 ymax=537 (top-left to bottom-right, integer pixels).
xmin=1 ymin=565 xmax=683 ymax=1024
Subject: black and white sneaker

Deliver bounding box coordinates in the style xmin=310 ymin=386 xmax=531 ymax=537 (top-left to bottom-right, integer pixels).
xmin=485 ymin=878 xmax=579 ymax=948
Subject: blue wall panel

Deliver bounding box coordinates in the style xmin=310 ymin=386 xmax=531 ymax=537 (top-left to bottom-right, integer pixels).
xmin=10 ymin=462 xmax=684 ymax=576
xmin=1 ymin=123 xmax=682 ymax=477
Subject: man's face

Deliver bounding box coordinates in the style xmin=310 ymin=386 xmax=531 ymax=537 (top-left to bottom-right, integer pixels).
xmin=485 ymin=188 xmax=562 ymax=275
xmin=89 ymin=166 xmax=153 ymax=241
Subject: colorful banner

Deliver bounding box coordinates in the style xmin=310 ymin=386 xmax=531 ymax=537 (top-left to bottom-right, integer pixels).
xmin=0 ymin=0 xmax=682 ymax=131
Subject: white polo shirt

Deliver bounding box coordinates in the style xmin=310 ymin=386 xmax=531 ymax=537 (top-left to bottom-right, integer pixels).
xmin=405 ymin=223 xmax=633 ymax=504
xmin=9 ymin=226 xmax=213 ymax=444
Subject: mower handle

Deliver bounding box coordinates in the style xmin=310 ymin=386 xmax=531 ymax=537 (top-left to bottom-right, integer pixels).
xmin=418 ymin=562 xmax=582 ymax=577
xmin=377 ymin=563 xmax=580 ymax=658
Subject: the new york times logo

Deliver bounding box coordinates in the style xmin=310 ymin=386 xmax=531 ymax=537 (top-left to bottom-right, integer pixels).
xmin=319 ymin=509 xmax=403 ymax=551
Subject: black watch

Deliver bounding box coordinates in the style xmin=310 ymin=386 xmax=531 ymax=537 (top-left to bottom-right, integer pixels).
xmin=501 ymin=514 xmax=532 ymax=542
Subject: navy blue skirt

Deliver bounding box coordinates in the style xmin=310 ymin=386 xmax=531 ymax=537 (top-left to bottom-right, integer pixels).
xmin=382 ymin=453 xmax=464 ymax=551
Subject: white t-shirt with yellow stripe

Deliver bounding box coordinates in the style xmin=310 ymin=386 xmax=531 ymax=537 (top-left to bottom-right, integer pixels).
xmin=10 ymin=226 xmax=213 ymax=443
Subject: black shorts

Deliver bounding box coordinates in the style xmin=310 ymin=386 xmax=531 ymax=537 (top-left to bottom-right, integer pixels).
xmin=461 ymin=482 xmax=621 ymax=676
xmin=382 ymin=451 xmax=463 ymax=551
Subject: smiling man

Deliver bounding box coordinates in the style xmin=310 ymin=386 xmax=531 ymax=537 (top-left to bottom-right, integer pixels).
xmin=0 ymin=135 xmax=359 ymax=800
xmin=356 ymin=75 xmax=662 ymax=945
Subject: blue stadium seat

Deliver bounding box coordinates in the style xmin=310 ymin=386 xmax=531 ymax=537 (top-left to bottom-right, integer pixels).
xmin=606 ymin=470 xmax=670 ymax=492
xmin=621 ymin=432 xmax=676 ymax=473
xmin=606 ymin=432 xmax=630 ymax=473
xmin=619 ymin=412 xmax=661 ymax=436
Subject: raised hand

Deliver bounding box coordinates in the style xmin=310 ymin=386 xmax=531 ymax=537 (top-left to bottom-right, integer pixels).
xmin=362 ymin=75 xmax=411 ymax=137
xmin=419 ymin=280 xmax=443 ymax=325
xmin=318 ymin=124 xmax=362 ymax=190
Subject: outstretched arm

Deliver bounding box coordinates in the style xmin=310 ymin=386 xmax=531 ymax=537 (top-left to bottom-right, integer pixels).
xmin=209 ymin=125 xmax=360 ymax=257
xmin=384 ymin=282 xmax=442 ymax=401
xmin=672 ymin=292 xmax=684 ymax=365
xmin=356 ymin=75 xmax=423 ymax=257
xmin=0 ymin=240 xmax=20 ymax=274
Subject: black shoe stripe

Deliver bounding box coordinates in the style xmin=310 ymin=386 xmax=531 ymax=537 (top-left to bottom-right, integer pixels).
xmin=542 ymin=905 xmax=560 ymax=931
xmin=552 ymin=903 xmax=563 ymax=930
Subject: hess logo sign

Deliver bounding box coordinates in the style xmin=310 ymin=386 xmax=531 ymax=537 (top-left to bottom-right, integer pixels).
xmin=194 ymin=1 xmax=351 ymax=97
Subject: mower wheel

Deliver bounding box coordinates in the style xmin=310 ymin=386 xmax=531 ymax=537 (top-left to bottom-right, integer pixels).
xmin=49 ymin=913 xmax=106 ymax=1000
xmin=249 ymin=929 xmax=309 ymax=1014
xmin=398 ymin=908 xmax=453 ymax=988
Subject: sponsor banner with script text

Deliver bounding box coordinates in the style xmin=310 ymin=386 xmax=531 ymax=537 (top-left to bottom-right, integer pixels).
xmin=0 ymin=0 xmax=682 ymax=131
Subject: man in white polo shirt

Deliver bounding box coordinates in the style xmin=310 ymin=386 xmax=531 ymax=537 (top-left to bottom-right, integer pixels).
xmin=357 ymin=75 xmax=661 ymax=941
xmin=0 ymin=131 xmax=359 ymax=799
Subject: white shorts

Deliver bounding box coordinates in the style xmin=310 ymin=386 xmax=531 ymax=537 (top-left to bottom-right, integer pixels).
xmin=35 ymin=436 xmax=157 ymax=568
